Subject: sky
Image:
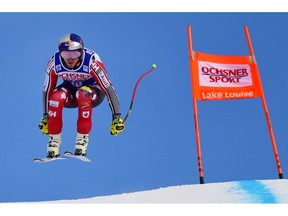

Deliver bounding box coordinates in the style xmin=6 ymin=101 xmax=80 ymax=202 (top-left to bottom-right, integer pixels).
xmin=0 ymin=6 xmax=288 ymax=203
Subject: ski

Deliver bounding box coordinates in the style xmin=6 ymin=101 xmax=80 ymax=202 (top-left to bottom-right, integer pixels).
xmin=33 ymin=156 xmax=67 ymax=163
xmin=64 ymin=151 xmax=92 ymax=162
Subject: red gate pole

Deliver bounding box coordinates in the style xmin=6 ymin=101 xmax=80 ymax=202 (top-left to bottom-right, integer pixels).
xmin=187 ymin=25 xmax=204 ymax=184
xmin=244 ymin=25 xmax=284 ymax=179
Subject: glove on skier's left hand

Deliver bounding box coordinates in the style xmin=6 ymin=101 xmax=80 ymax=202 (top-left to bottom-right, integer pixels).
xmin=110 ymin=116 xmax=125 ymax=136
xmin=39 ymin=114 xmax=49 ymax=135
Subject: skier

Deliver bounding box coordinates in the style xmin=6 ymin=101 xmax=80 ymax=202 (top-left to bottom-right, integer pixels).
xmin=38 ymin=33 xmax=125 ymax=158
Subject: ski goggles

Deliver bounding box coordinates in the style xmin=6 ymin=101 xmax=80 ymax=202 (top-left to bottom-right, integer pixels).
xmin=60 ymin=50 xmax=82 ymax=60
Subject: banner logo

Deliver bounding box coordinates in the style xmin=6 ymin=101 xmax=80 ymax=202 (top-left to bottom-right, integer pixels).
xmin=198 ymin=61 xmax=252 ymax=87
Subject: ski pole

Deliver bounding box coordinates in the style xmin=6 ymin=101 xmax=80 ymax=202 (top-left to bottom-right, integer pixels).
xmin=123 ymin=64 xmax=157 ymax=123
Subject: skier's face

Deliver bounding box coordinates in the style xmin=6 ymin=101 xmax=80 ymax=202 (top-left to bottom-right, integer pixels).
xmin=61 ymin=50 xmax=82 ymax=68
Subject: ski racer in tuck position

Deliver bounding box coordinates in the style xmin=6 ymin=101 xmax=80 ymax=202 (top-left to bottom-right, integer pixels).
xmin=38 ymin=33 xmax=125 ymax=158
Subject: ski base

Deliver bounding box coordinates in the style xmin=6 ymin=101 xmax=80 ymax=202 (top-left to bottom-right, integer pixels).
xmin=33 ymin=156 xmax=67 ymax=163
xmin=64 ymin=151 xmax=92 ymax=162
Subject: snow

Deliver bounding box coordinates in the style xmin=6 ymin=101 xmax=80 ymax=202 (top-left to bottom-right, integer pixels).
xmin=43 ymin=179 xmax=288 ymax=203
xmin=5 ymin=179 xmax=288 ymax=216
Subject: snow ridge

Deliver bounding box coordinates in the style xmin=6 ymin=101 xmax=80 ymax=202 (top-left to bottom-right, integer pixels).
xmin=47 ymin=179 xmax=288 ymax=203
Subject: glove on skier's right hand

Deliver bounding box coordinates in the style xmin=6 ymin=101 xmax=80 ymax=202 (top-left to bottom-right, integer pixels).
xmin=39 ymin=114 xmax=49 ymax=135
xmin=110 ymin=117 xmax=125 ymax=136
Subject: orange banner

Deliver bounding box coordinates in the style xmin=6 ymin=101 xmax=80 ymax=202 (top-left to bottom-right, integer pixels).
xmin=191 ymin=52 xmax=262 ymax=100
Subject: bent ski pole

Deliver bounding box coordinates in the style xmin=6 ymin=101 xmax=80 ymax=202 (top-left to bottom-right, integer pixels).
xmin=123 ymin=64 xmax=157 ymax=123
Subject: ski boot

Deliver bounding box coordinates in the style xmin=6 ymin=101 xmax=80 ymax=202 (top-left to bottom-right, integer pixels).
xmin=47 ymin=133 xmax=62 ymax=158
xmin=74 ymin=133 xmax=89 ymax=156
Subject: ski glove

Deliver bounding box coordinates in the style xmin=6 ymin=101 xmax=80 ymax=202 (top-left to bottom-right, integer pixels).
xmin=110 ymin=116 xmax=125 ymax=136
xmin=39 ymin=114 xmax=49 ymax=135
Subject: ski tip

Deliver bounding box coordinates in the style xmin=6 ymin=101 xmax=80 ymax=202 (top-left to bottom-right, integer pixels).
xmin=33 ymin=158 xmax=43 ymax=163
xmin=64 ymin=151 xmax=73 ymax=156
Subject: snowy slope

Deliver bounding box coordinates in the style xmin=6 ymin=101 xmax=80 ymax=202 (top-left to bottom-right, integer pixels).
xmin=48 ymin=179 xmax=288 ymax=203
xmin=7 ymin=179 xmax=287 ymax=216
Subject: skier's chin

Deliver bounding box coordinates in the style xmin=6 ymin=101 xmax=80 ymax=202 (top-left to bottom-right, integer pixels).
xmin=67 ymin=63 xmax=74 ymax=68
xmin=66 ymin=63 xmax=77 ymax=69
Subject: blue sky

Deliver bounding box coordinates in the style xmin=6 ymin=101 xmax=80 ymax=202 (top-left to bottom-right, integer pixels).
xmin=0 ymin=12 xmax=288 ymax=202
